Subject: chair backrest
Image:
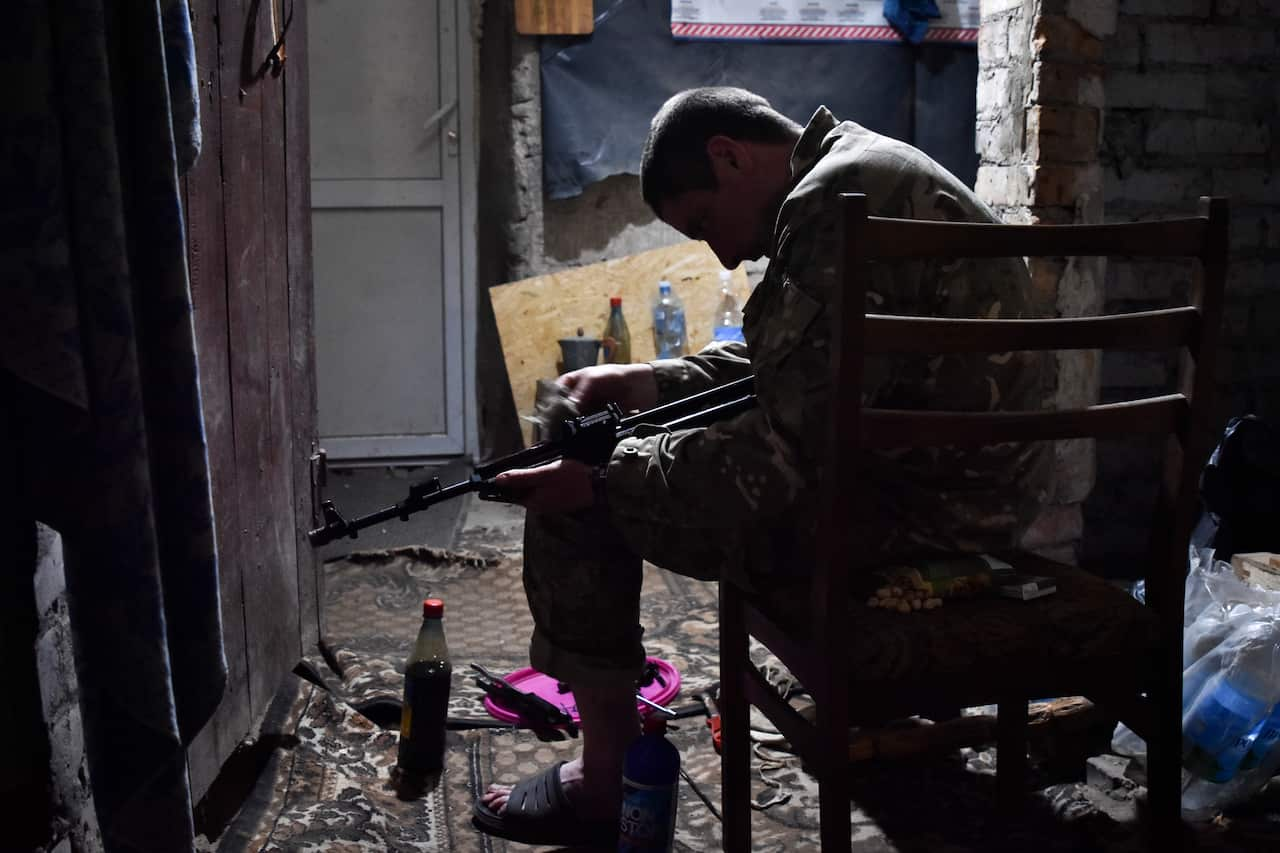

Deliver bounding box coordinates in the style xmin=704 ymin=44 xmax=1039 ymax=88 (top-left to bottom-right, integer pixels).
xmin=815 ymin=194 xmax=1230 ymax=662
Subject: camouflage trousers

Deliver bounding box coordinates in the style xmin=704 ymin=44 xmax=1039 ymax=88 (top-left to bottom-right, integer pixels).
xmin=522 ymin=504 xmax=732 ymax=690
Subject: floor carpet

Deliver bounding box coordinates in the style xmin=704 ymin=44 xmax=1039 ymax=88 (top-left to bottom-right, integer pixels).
xmin=205 ymin=500 xmax=1279 ymax=852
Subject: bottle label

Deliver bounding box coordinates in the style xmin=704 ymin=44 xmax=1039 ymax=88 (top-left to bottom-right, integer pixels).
xmin=1182 ymin=681 xmax=1269 ymax=782
xmin=1240 ymin=711 xmax=1280 ymax=771
xmin=398 ymin=664 xmax=451 ymax=773
xmin=712 ymin=325 xmax=745 ymax=343
xmin=618 ymin=777 xmax=677 ymax=851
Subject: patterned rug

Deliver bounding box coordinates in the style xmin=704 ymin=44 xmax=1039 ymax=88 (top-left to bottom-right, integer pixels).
xmin=206 ymin=501 xmax=1276 ymax=852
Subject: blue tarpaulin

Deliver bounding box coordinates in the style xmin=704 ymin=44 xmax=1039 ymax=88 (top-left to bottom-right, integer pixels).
xmin=540 ymin=0 xmax=978 ymax=200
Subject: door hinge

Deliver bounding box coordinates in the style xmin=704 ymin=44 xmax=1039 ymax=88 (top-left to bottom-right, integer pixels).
xmin=309 ymin=443 xmax=328 ymax=521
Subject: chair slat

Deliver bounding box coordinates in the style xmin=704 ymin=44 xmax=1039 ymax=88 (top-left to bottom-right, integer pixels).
xmin=862 ymin=216 xmax=1210 ymax=259
xmin=863 ymin=307 xmax=1199 ymax=354
xmin=742 ymin=663 xmax=818 ymax=759
xmin=743 ymin=599 xmax=821 ymax=691
xmin=859 ymin=395 xmax=1189 ymax=448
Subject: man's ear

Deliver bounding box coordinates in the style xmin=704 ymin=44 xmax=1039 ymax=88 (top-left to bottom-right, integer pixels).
xmin=706 ymin=135 xmax=753 ymax=181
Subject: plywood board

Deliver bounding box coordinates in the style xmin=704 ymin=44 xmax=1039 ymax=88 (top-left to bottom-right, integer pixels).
xmin=491 ymin=241 xmax=752 ymax=446
xmin=515 ymin=0 xmax=593 ymax=34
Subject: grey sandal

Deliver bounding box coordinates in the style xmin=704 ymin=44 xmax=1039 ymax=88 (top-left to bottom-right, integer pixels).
xmin=472 ymin=760 xmax=617 ymax=847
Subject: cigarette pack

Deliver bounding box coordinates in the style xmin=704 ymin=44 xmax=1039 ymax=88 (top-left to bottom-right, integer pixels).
xmin=995 ymin=573 xmax=1058 ymax=600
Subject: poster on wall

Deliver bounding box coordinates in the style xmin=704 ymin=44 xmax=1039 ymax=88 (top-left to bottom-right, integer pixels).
xmin=671 ymin=0 xmax=979 ymax=43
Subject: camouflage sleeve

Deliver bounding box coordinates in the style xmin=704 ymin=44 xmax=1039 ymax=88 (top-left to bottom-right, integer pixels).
xmin=649 ymin=340 xmax=753 ymax=405
xmin=603 ymin=407 xmax=809 ymax=556
xmin=606 ymin=210 xmax=839 ymax=552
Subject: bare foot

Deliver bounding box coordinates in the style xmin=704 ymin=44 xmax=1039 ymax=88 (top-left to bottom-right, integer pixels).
xmin=480 ymin=757 xmax=617 ymax=819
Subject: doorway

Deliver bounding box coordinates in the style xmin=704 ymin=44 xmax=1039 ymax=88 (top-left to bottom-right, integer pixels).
xmin=308 ymin=0 xmax=476 ymax=463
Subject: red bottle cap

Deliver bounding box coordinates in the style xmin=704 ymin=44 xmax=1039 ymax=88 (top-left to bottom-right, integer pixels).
xmin=610 ymin=296 xmax=622 ymax=307
xmin=423 ymin=598 xmax=444 ymax=618
xmin=641 ymin=714 xmax=668 ymax=735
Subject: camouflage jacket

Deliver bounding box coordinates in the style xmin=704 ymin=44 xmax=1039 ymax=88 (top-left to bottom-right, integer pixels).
xmin=606 ymin=106 xmax=1048 ymax=573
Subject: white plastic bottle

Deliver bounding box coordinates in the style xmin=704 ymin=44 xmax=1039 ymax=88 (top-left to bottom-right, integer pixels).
xmin=711 ymin=269 xmax=744 ymax=344
xmin=651 ymin=280 xmax=686 ymax=359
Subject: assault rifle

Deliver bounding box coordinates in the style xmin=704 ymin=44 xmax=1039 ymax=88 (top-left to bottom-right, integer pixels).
xmin=307 ymin=376 xmax=757 ymax=547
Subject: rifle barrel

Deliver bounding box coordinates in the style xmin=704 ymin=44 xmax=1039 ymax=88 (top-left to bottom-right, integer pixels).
xmin=644 ymin=394 xmax=758 ymax=433
xmin=619 ymin=375 xmax=754 ymax=431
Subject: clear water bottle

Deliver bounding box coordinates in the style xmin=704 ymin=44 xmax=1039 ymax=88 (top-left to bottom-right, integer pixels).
xmin=618 ymin=715 xmax=680 ymax=852
xmin=1181 ymin=619 xmax=1280 ymax=783
xmin=651 ymin=280 xmax=686 ymax=359
xmin=711 ymin=269 xmax=744 ymax=344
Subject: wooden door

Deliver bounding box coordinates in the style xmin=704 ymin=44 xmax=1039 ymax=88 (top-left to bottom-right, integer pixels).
xmin=183 ymin=0 xmax=319 ymax=802
xmin=309 ymin=0 xmax=472 ymax=461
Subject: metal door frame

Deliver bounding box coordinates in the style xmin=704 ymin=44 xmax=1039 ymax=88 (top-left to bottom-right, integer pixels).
xmin=311 ymin=0 xmax=476 ymax=463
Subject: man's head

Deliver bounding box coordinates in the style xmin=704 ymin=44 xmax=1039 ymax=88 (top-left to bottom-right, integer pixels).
xmin=640 ymin=87 xmax=802 ymax=269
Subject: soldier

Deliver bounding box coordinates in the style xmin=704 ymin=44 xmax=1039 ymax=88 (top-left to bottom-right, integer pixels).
xmin=472 ymin=87 xmax=1046 ymax=846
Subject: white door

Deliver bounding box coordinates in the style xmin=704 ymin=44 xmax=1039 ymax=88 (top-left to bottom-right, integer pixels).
xmin=309 ymin=0 xmax=474 ymax=461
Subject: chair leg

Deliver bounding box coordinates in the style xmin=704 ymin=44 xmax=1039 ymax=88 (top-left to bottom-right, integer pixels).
xmin=1145 ymin=653 xmax=1187 ymax=851
xmin=996 ymin=694 xmax=1028 ymax=814
xmin=816 ymin=705 xmax=853 ymax=853
xmin=718 ymin=582 xmax=752 ymax=852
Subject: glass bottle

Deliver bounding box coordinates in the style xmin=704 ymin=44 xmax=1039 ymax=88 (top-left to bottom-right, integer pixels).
xmin=602 ymin=296 xmax=632 ymax=363
xmin=397 ymin=598 xmax=452 ymax=774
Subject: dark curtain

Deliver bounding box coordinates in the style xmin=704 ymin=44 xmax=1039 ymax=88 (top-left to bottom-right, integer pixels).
xmin=1 ymin=2 xmax=224 ymax=852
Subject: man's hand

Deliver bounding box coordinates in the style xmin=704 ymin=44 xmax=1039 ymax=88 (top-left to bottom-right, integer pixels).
xmin=493 ymin=459 xmax=595 ymax=514
xmin=558 ymin=363 xmax=659 ymax=413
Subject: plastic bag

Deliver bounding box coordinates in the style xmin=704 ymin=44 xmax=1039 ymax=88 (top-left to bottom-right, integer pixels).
xmin=1115 ymin=416 xmax=1280 ymax=818
xmin=1112 ymin=548 xmax=1280 ymax=818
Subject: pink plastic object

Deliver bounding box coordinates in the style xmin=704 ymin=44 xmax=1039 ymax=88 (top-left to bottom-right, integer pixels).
xmin=482 ymin=657 xmax=681 ymax=724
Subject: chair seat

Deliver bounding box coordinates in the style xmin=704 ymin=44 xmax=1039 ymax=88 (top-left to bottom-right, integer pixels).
xmin=755 ymin=553 xmax=1160 ymax=710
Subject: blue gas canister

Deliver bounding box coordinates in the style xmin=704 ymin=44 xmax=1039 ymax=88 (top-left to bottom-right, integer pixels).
xmin=618 ymin=715 xmax=679 ymax=852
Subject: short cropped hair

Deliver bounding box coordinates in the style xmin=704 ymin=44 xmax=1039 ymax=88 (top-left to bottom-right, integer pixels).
xmin=640 ymin=87 xmax=801 ymax=213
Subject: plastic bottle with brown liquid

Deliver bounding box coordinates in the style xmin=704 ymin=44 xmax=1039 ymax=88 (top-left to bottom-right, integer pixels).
xmin=397 ymin=598 xmax=452 ymax=775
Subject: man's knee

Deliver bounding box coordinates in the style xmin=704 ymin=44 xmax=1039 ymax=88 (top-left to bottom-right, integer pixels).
xmin=524 ymin=506 xmax=635 ymax=571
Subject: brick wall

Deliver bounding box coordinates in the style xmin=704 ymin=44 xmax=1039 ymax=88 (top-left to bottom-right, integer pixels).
xmin=33 ymin=524 xmax=104 ymax=853
xmin=1085 ymin=0 xmax=1280 ymax=569
xmin=977 ymin=0 xmax=1118 ymax=564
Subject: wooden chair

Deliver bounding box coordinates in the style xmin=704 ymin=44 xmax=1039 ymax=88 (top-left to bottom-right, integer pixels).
xmin=718 ymin=194 xmax=1230 ymax=851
